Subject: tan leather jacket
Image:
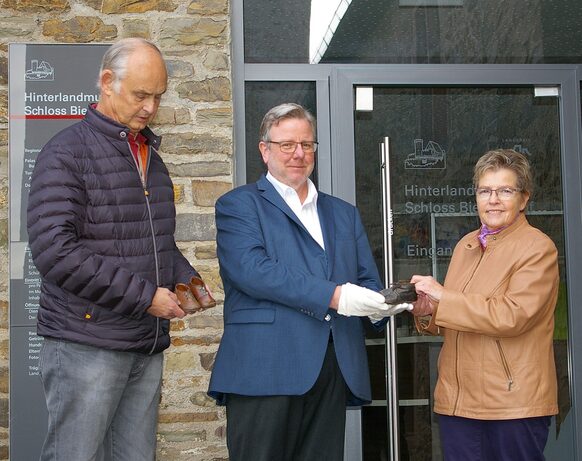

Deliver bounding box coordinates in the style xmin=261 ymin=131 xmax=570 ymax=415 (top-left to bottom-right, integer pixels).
xmin=418 ymin=213 xmax=559 ymax=420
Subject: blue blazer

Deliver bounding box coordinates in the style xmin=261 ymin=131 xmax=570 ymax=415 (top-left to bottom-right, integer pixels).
xmin=208 ymin=175 xmax=382 ymax=406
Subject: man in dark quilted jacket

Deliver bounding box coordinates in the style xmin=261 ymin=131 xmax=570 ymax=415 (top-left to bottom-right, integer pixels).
xmin=27 ymin=38 xmax=199 ymax=461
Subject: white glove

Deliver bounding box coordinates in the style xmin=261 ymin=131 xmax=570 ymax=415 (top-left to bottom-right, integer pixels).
xmin=337 ymin=283 xmax=388 ymax=317
xmin=368 ymin=303 xmax=414 ymax=323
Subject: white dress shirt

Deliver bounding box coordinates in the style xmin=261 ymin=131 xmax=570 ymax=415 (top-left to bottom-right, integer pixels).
xmin=266 ymin=172 xmax=325 ymax=250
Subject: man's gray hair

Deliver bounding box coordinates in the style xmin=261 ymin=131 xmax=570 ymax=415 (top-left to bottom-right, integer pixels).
xmin=259 ymin=103 xmax=317 ymax=142
xmin=97 ymin=38 xmax=163 ymax=93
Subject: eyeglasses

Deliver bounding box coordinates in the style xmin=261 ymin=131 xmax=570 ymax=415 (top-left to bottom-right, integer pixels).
xmin=475 ymin=187 xmax=522 ymax=200
xmin=268 ymin=140 xmax=318 ymax=154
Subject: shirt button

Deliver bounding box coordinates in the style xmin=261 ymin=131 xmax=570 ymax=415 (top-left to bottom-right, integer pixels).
xmin=324 ymin=314 xmax=331 ymax=322
xmin=120 ymin=131 xmax=127 ymax=138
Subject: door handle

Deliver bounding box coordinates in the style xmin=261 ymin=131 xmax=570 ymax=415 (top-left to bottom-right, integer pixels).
xmin=380 ymin=136 xmax=401 ymax=461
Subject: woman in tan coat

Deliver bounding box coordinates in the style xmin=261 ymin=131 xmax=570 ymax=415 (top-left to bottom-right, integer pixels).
xmin=411 ymin=149 xmax=559 ymax=461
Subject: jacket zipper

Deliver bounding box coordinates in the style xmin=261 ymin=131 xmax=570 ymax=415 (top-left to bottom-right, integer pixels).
xmin=452 ymin=331 xmax=460 ymax=414
xmin=495 ymin=340 xmax=514 ymax=391
xmin=142 ymin=144 xmax=160 ymax=287
xmin=128 ymin=140 xmax=161 ymax=355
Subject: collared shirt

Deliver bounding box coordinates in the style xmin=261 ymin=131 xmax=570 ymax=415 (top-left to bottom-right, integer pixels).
xmin=266 ymin=172 xmax=325 ymax=250
xmin=128 ymin=132 xmax=149 ymax=186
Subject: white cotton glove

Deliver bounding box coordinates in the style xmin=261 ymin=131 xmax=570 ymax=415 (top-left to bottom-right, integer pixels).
xmin=368 ymin=303 xmax=414 ymax=323
xmin=337 ymin=283 xmax=388 ymax=317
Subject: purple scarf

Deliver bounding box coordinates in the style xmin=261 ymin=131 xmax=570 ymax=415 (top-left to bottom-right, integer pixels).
xmin=478 ymin=213 xmax=522 ymax=249
xmin=477 ymin=224 xmax=506 ymax=249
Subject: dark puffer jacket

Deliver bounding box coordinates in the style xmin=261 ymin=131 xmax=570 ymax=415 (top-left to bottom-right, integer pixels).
xmin=27 ymin=105 xmax=197 ymax=354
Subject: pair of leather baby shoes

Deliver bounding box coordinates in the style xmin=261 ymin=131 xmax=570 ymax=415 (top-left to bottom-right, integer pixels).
xmin=175 ymin=276 xmax=216 ymax=314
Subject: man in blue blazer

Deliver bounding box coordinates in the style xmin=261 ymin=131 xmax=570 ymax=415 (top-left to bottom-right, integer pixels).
xmin=208 ymin=103 xmax=406 ymax=461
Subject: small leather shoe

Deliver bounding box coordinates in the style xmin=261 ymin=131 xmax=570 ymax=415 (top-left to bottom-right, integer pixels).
xmin=175 ymin=283 xmax=201 ymax=314
xmin=380 ymin=281 xmax=417 ymax=304
xmin=189 ymin=276 xmax=217 ymax=309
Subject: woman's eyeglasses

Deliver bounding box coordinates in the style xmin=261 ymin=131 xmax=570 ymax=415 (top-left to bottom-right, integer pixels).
xmin=475 ymin=187 xmax=521 ymax=200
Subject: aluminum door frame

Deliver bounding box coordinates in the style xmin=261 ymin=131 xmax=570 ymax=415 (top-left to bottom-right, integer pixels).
xmin=329 ymin=64 xmax=582 ymax=461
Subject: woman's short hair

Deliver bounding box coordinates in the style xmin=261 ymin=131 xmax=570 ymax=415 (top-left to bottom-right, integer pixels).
xmin=97 ymin=38 xmax=163 ymax=93
xmin=473 ymin=149 xmax=533 ymax=196
xmin=259 ymin=103 xmax=317 ymax=142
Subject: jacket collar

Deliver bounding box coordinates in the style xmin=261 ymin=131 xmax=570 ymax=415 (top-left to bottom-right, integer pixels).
xmin=465 ymin=212 xmax=528 ymax=250
xmin=83 ymin=104 xmax=162 ymax=150
xmin=257 ymin=174 xmax=334 ymax=263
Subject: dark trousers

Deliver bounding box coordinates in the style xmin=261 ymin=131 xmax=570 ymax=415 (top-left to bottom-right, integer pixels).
xmin=225 ymin=342 xmax=348 ymax=461
xmin=439 ymin=414 xmax=552 ymax=461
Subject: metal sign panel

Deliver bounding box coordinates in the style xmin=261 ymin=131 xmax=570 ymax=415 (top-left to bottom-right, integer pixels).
xmin=9 ymin=43 xmax=108 ymax=460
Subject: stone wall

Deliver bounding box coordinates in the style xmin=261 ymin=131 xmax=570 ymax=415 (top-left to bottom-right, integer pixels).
xmin=0 ymin=1 xmax=232 ymax=459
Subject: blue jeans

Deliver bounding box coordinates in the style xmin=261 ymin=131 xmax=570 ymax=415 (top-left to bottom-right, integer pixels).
xmin=39 ymin=338 xmax=163 ymax=461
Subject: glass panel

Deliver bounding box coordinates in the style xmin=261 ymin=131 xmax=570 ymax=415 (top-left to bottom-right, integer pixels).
xmin=244 ymin=0 xmax=310 ymax=63
xmin=355 ymin=86 xmax=572 ymax=459
xmin=244 ymin=81 xmax=317 ymax=183
xmin=243 ymin=0 xmax=582 ymax=64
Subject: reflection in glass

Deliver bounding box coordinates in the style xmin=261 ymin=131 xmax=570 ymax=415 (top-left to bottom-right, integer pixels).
xmin=309 ymin=0 xmax=352 ymax=63
xmin=244 ymin=0 xmax=582 ymax=64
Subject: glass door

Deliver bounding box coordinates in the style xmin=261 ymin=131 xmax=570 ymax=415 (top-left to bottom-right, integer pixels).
xmin=331 ymin=67 xmax=581 ymax=461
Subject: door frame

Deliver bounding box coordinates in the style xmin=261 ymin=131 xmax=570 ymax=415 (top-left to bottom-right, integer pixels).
xmin=329 ymin=64 xmax=582 ymax=460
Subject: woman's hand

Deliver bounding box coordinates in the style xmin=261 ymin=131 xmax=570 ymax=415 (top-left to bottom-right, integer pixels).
xmin=411 ymin=292 xmax=435 ymax=316
xmin=409 ymin=275 xmax=444 ymax=316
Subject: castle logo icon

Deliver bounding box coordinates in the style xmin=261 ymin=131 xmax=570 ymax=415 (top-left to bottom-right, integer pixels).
xmin=512 ymin=144 xmax=531 ymax=156
xmin=25 ymin=59 xmax=54 ymax=81
xmin=404 ymin=139 xmax=446 ymax=169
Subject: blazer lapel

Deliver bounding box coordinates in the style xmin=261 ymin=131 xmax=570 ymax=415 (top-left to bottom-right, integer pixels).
xmin=257 ymin=175 xmax=308 ymax=233
xmin=317 ymin=193 xmax=335 ymax=278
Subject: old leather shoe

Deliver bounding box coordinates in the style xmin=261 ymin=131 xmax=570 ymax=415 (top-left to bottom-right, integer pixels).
xmin=189 ymin=276 xmax=217 ymax=309
xmin=380 ymin=281 xmax=417 ymax=304
xmin=175 ymin=283 xmax=201 ymax=314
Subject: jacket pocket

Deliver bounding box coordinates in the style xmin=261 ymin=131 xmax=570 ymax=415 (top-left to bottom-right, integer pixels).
xmin=495 ymin=339 xmax=515 ymax=391
xmin=226 ymin=308 xmax=275 ymax=324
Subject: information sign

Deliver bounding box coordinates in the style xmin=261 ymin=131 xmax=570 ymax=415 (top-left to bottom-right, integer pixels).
xmin=9 ymin=43 xmax=108 ymax=460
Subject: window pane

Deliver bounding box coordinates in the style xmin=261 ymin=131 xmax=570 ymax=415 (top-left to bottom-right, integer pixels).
xmin=244 ymin=0 xmax=310 ymax=63
xmin=244 ymin=81 xmax=317 ymax=184
xmin=244 ymin=0 xmax=582 ymax=64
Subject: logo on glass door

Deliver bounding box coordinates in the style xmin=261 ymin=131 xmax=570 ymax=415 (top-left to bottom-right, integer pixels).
xmin=512 ymin=144 xmax=530 ymax=156
xmin=404 ymin=139 xmax=446 ymax=169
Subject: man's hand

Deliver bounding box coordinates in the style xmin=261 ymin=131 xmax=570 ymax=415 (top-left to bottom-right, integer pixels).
xmin=146 ymin=287 xmax=186 ymax=319
xmin=368 ymin=303 xmax=414 ymax=322
xmin=337 ymin=283 xmax=389 ymax=317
